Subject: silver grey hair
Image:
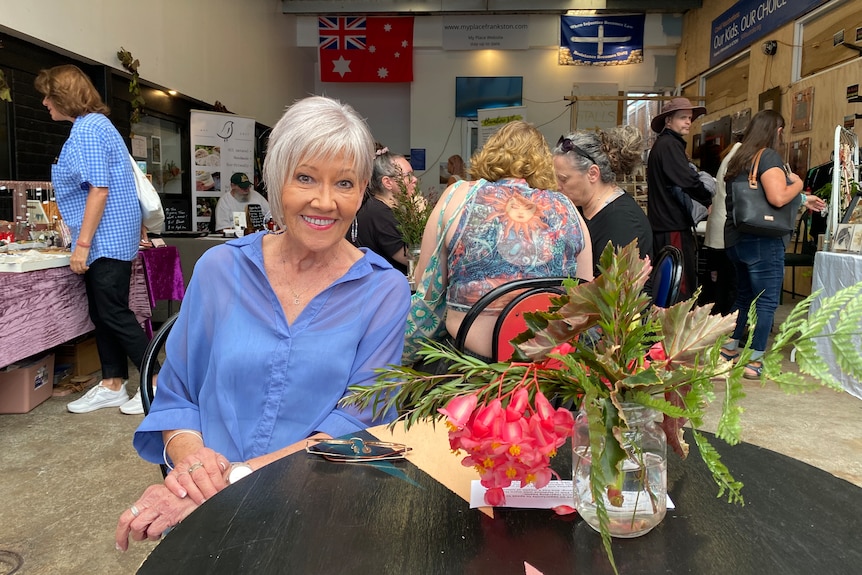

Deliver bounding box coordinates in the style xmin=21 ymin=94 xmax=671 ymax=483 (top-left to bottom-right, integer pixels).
xmin=552 ymin=131 xmax=615 ymax=183
xmin=368 ymin=149 xmax=406 ymax=196
xmin=263 ymin=96 xmax=375 ymax=226
xmin=553 ymin=125 xmax=643 ymax=184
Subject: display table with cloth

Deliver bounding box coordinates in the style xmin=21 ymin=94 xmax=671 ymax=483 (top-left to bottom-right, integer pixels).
xmin=163 ymin=236 xmax=230 ymax=287
xmin=138 ymin=246 xmax=185 ymax=337
xmin=137 ymin=422 xmax=862 ymax=575
xmin=811 ymin=250 xmax=862 ymax=399
xmin=1 ymin=257 xmax=151 ymax=369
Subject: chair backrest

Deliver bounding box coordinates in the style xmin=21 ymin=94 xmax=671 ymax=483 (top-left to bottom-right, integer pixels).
xmin=454 ymin=277 xmax=568 ymax=362
xmin=792 ymin=212 xmax=816 ymax=256
xmin=650 ymin=246 xmax=683 ymax=308
xmin=140 ymin=312 xmax=179 ymax=478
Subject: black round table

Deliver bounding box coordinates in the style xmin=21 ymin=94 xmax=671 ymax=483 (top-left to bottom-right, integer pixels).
xmin=138 ymin=430 xmax=862 ymax=574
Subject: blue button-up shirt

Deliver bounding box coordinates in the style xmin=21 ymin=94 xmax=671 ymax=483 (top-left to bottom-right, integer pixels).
xmin=51 ymin=113 xmax=140 ymax=264
xmin=134 ymin=233 xmax=411 ymax=463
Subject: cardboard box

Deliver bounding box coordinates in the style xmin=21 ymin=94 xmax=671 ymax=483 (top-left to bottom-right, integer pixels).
xmin=56 ymin=336 xmax=100 ymax=377
xmin=0 ymin=354 xmax=55 ymax=414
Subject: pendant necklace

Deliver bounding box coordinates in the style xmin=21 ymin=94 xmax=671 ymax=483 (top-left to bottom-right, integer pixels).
xmin=285 ymin=281 xmax=309 ymax=305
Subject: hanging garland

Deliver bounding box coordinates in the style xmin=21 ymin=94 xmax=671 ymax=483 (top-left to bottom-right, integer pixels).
xmin=116 ymin=47 xmax=145 ymax=124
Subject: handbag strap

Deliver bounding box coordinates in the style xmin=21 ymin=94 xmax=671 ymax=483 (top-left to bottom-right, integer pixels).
xmin=416 ymin=179 xmax=484 ymax=297
xmin=748 ymin=148 xmax=766 ymax=189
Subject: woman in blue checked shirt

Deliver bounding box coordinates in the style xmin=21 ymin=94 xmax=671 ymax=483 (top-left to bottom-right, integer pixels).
xmin=35 ymin=65 xmax=149 ymax=415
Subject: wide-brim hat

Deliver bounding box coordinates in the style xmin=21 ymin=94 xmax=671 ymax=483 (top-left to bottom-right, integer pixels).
xmin=650 ymin=97 xmax=707 ymax=133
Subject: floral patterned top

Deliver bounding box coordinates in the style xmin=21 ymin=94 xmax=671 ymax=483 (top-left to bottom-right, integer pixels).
xmin=445 ymin=178 xmax=585 ymax=312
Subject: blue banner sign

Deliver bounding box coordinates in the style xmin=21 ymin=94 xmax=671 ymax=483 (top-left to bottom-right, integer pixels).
xmin=560 ymin=15 xmax=645 ymax=66
xmin=710 ymin=0 xmax=827 ymax=67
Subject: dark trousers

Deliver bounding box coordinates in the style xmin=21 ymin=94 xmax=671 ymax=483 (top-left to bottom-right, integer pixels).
xmin=654 ymin=230 xmax=699 ymax=301
xmin=84 ymin=258 xmax=149 ymax=379
xmin=699 ymin=247 xmax=737 ymax=315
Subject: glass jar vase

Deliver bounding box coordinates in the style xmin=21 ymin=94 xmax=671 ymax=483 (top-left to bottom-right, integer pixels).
xmin=406 ymin=246 xmax=421 ymax=291
xmin=572 ymin=402 xmax=667 ymax=538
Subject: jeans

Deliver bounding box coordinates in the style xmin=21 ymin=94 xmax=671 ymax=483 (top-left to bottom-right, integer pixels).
xmin=84 ymin=258 xmax=149 ymax=379
xmin=726 ymin=235 xmax=785 ymax=353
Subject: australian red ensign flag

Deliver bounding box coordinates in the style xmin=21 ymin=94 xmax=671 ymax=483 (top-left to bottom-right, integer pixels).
xmin=319 ymin=16 xmax=414 ymax=82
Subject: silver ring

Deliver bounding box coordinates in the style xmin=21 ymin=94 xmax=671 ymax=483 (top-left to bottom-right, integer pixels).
xmin=130 ymin=505 xmax=140 ymax=517
xmin=187 ymin=462 xmax=204 ymax=474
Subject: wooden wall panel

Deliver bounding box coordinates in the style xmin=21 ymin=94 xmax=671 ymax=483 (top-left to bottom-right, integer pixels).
xmin=676 ymin=0 xmax=861 ymax=167
xmin=800 ymin=2 xmax=862 ymax=77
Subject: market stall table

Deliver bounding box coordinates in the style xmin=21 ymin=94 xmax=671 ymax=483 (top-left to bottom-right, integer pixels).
xmin=0 ymin=256 xmax=150 ymax=369
xmin=811 ymin=250 xmax=862 ymax=399
xmin=137 ymin=424 xmax=862 ymax=575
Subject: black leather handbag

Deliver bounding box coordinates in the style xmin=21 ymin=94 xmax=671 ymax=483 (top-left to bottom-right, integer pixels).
xmin=731 ymin=148 xmax=798 ymax=237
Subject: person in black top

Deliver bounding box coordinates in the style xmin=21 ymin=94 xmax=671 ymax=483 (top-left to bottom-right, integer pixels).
xmin=348 ymin=145 xmax=417 ymax=274
xmin=553 ymin=126 xmax=653 ymax=278
xmin=647 ymin=97 xmax=713 ymax=300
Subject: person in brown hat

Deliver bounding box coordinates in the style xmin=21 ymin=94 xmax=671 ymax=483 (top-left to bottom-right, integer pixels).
xmin=646 ymin=97 xmax=713 ymax=301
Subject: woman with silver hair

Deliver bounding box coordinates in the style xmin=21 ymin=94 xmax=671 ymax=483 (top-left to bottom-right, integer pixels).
xmin=117 ymin=96 xmax=410 ymax=550
xmin=552 ymin=126 xmax=653 ymax=276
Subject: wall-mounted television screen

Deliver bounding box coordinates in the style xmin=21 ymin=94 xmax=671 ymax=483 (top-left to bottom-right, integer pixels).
xmin=455 ymin=76 xmax=524 ymax=119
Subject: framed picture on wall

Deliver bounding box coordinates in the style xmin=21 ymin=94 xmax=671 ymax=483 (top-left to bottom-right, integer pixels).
xmin=791 ymin=87 xmax=814 ymax=133
xmin=151 ymin=136 xmax=162 ymax=164
xmin=788 ymin=138 xmax=810 ymax=179
xmin=758 ymin=87 xmax=781 ymax=114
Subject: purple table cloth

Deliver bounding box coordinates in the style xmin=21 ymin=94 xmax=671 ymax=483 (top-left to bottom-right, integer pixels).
xmin=0 ymin=259 xmax=151 ymax=369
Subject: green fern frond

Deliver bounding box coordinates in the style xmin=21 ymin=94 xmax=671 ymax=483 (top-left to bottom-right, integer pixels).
xmin=692 ymin=429 xmax=744 ymax=505
xmin=715 ymin=369 xmax=745 ymax=445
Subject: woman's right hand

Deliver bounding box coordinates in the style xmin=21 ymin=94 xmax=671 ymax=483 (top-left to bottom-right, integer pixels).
xmin=115 ymin=484 xmax=198 ymax=551
xmin=164 ymin=446 xmax=231 ymax=505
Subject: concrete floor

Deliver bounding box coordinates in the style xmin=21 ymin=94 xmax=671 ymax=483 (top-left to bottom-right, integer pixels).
xmin=1 ymin=304 xmax=861 ymax=575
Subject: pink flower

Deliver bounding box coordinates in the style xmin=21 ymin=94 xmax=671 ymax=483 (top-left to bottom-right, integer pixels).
xmin=484 ymin=486 xmax=506 ymax=506
xmin=648 ymin=342 xmax=667 ymax=362
xmin=438 ymin=394 xmax=479 ymax=428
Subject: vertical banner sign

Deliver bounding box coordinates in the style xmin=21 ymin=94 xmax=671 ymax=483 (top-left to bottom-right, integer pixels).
xmin=559 ymin=14 xmax=645 ymax=66
xmin=319 ymin=16 xmax=414 ymax=82
xmin=710 ymin=0 xmax=828 ymax=68
xmin=190 ymin=111 xmax=255 ymax=232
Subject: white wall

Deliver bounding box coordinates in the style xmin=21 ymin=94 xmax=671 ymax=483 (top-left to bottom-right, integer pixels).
xmin=298 ymin=13 xmax=681 ymax=188
xmin=1 ymin=0 xmax=310 ymax=127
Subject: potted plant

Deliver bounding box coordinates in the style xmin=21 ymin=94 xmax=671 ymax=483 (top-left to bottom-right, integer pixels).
xmin=391 ymin=175 xmax=435 ymax=288
xmin=344 ymin=241 xmax=862 ymax=574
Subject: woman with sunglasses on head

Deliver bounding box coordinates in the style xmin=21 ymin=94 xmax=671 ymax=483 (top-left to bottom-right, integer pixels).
xmin=116 ymin=96 xmax=410 ymax=550
xmin=349 ymin=145 xmax=418 ymax=274
xmin=552 ymin=126 xmax=653 ymax=277
xmin=406 ymin=121 xmax=592 ymax=365
xmin=719 ymin=109 xmax=825 ymax=379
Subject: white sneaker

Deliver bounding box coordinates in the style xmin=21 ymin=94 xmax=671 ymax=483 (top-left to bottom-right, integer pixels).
xmin=67 ymin=381 xmax=130 ymax=414
xmin=119 ymin=387 xmax=145 ymax=415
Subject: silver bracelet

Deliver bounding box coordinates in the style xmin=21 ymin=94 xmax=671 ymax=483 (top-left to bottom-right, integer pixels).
xmin=163 ymin=429 xmax=203 ymax=471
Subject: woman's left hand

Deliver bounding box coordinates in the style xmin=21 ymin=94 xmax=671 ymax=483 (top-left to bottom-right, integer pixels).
xmin=164 ymin=446 xmax=232 ymax=505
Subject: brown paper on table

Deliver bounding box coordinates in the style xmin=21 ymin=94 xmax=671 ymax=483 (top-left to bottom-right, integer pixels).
xmin=368 ymin=420 xmax=495 ymax=518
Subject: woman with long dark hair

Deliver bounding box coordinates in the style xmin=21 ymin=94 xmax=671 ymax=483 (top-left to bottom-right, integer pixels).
xmin=720 ymin=110 xmax=825 ymax=378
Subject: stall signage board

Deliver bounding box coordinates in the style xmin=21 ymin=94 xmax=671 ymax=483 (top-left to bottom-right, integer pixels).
xmin=709 ymin=0 xmax=828 ymax=68
xmin=190 ymin=111 xmax=255 ymax=233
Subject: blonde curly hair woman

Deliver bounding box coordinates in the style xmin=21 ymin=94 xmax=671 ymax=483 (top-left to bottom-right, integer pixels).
xmin=407 ymin=121 xmax=592 ymax=363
